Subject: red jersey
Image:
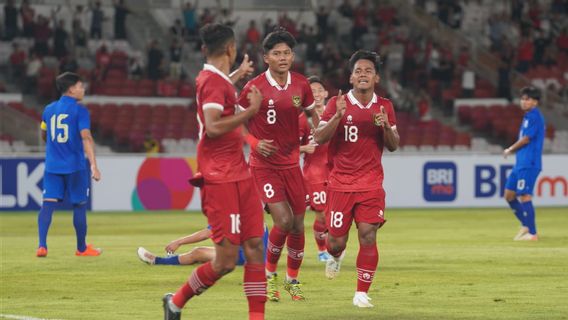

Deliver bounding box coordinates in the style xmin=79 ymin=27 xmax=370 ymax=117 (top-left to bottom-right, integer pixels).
xmin=239 ymin=70 xmax=315 ymax=169
xmin=299 ymin=113 xmax=329 ymax=184
xmin=321 ymin=90 xmax=397 ymax=192
xmin=195 ymin=64 xmax=250 ymax=183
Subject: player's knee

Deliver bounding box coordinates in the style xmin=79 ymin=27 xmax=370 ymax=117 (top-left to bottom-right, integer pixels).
xmin=358 ymin=230 xmax=377 ymax=245
xmin=217 ymin=261 xmax=236 ymax=275
xmin=277 ymin=218 xmax=294 ymax=232
xmin=326 ymin=237 xmax=346 ymax=254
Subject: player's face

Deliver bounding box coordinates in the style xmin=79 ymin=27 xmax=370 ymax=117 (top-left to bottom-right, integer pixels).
xmin=70 ymin=81 xmax=85 ymax=100
xmin=264 ymin=42 xmax=294 ymax=74
xmin=349 ymin=59 xmax=379 ymax=91
xmin=520 ymin=95 xmax=537 ymax=111
xmin=310 ymin=82 xmax=328 ymax=106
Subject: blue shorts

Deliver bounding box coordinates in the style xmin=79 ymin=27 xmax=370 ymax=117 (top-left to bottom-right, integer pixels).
xmin=236 ymin=224 xmax=269 ymax=266
xmin=505 ymin=168 xmax=541 ymax=196
xmin=43 ymin=170 xmax=89 ymax=204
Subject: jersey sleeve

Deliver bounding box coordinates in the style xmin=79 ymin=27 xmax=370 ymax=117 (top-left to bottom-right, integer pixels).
xmin=320 ymin=96 xmax=337 ymax=123
xmin=523 ymin=113 xmax=541 ymax=140
xmin=302 ymin=78 xmax=315 ymax=111
xmin=237 ymin=81 xmax=253 ymax=109
xmin=40 ymin=109 xmax=47 ymax=131
xmin=201 ymin=78 xmax=227 ymax=111
xmin=78 ymin=106 xmax=91 ymax=131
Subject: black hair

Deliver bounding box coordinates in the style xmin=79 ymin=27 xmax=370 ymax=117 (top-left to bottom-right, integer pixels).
xmin=307 ymin=75 xmax=324 ymax=86
xmin=349 ymin=50 xmax=381 ymax=73
xmin=199 ymin=23 xmax=235 ymax=57
xmin=262 ymin=27 xmax=296 ymax=53
xmin=55 ymin=72 xmax=81 ymax=94
xmin=520 ymin=86 xmax=541 ymax=101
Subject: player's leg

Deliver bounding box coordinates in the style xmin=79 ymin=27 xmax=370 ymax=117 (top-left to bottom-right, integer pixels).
xmin=325 ymin=190 xmax=354 ymax=279
xmin=311 ymin=183 xmax=330 ymax=261
xmin=164 ymin=182 xmax=241 ymax=318
xmin=516 ymin=169 xmax=540 ymax=241
xmin=178 ymin=247 xmax=216 ymax=265
xmin=504 ymin=169 xmax=528 ymax=239
xmin=239 ymin=178 xmax=268 ymax=320
xmin=69 ymin=170 xmax=100 ymax=256
xmin=351 ymin=189 xmax=386 ymax=308
xmin=37 ymin=172 xmax=63 ymax=257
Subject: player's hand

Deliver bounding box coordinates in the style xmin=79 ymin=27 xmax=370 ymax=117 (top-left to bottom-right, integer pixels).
xmin=374 ymin=105 xmax=390 ymax=129
xmin=237 ymin=54 xmax=254 ymax=78
xmin=247 ymin=85 xmax=263 ymax=114
xmin=333 ymin=90 xmax=346 ymax=120
xmin=165 ymin=241 xmax=180 ymax=254
xmin=503 ymin=147 xmax=512 ymax=159
xmin=256 ymin=139 xmax=278 ymax=157
xmin=91 ymin=165 xmax=101 ymax=181
xmin=301 ymin=143 xmax=316 ymax=154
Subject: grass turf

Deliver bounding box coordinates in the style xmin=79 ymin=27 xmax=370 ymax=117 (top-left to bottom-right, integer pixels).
xmin=1 ymin=208 xmax=567 ymax=319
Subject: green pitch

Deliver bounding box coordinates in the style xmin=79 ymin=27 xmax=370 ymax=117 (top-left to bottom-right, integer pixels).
xmin=1 ymin=208 xmax=567 ymax=320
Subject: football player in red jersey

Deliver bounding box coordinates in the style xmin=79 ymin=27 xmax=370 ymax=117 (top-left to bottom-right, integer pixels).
xmin=162 ymin=23 xmax=266 ymax=320
xmin=315 ymin=50 xmax=399 ymax=308
xmin=299 ymin=76 xmax=331 ymax=262
xmin=239 ymin=28 xmax=319 ymax=301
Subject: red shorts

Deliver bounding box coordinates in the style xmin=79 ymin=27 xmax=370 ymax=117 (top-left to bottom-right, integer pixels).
xmin=325 ymin=188 xmax=386 ymax=237
xmin=307 ymin=182 xmax=327 ymax=212
xmin=201 ymin=178 xmax=264 ymax=245
xmin=251 ymin=166 xmax=307 ymax=215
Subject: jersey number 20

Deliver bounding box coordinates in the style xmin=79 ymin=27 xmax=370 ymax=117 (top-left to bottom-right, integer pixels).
xmin=50 ymin=114 xmax=69 ymax=143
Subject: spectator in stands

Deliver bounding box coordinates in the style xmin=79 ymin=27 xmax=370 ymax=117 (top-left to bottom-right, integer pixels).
xmin=95 ymin=44 xmax=111 ymax=80
xmin=59 ymin=54 xmax=79 ymax=73
xmin=245 ymin=20 xmax=261 ymax=47
xmin=144 ymin=132 xmax=160 ymax=155
xmin=199 ymin=8 xmax=215 ymax=26
xmin=72 ymin=19 xmax=88 ymax=58
xmin=24 ymin=52 xmax=42 ymax=94
xmin=9 ymin=42 xmax=26 ymax=80
xmin=20 ymin=0 xmax=35 ymax=38
xmin=73 ymin=5 xmax=90 ymax=30
xmin=461 ymin=69 xmax=475 ymax=98
xmin=90 ymin=1 xmax=104 ymax=39
xmin=169 ymin=38 xmax=183 ymax=80
xmin=516 ymin=35 xmax=534 ymax=73
xmin=263 ymin=18 xmax=275 ymax=37
xmin=338 ymin=0 xmax=354 ymax=18
xmin=217 ymin=0 xmax=238 ymax=27
xmin=129 ymin=52 xmax=144 ymax=79
xmin=315 ymin=4 xmax=331 ymax=40
xmin=33 ymin=15 xmax=52 ymax=57
xmin=497 ymin=55 xmax=512 ymax=101
xmin=170 ymin=19 xmax=186 ymax=42
xmin=3 ymin=0 xmax=19 ymax=40
xmin=53 ymin=19 xmax=69 ymax=59
xmin=147 ymin=40 xmax=164 ymax=80
xmin=113 ymin=0 xmax=131 ymax=40
xmin=183 ymin=1 xmax=199 ymax=40
xmin=556 ymin=28 xmax=568 ymax=54
xmin=351 ymin=1 xmax=369 ymax=49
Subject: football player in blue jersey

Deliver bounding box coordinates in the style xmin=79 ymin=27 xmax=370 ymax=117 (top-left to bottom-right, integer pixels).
xmin=503 ymin=86 xmax=546 ymax=241
xmin=37 ymin=72 xmax=102 ymax=257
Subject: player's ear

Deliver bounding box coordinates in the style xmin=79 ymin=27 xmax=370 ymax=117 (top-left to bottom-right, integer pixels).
xmin=323 ymin=90 xmax=329 ymax=99
xmin=263 ymin=53 xmax=269 ymax=65
xmin=375 ymin=73 xmax=380 ymax=84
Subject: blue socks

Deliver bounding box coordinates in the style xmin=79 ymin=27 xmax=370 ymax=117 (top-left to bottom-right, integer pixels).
xmin=507 ymin=199 xmax=526 ymax=226
xmin=73 ymin=203 xmax=88 ymax=252
xmin=155 ymin=255 xmax=181 ymax=265
xmin=38 ymin=201 xmax=57 ymax=248
xmin=521 ymin=201 xmax=537 ymax=235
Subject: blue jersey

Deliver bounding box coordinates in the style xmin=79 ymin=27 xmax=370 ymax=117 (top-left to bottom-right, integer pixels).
xmin=515 ymin=107 xmax=545 ymax=170
xmin=41 ymin=96 xmax=90 ymax=174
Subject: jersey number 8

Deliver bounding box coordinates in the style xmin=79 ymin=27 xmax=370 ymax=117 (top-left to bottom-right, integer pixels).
xmin=267 ymin=109 xmax=276 ymax=124
xmin=50 ymin=114 xmax=69 ymax=143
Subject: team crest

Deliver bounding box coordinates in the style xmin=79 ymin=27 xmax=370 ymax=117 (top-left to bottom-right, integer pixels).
xmin=292 ymin=95 xmax=301 ymax=107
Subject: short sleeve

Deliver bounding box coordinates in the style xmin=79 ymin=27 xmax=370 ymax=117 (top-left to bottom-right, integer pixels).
xmin=78 ymin=106 xmax=90 ymax=131
xmin=523 ymin=114 xmax=541 ymax=139
xmin=237 ymin=81 xmax=253 ymax=110
xmin=302 ymin=78 xmax=315 ymax=110
xmin=320 ymin=96 xmax=337 ymax=123
xmin=201 ymin=78 xmax=227 ymax=111
xmin=41 ymin=109 xmax=47 ymax=131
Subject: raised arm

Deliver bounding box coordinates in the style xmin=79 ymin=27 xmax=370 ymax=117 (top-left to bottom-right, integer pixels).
xmin=164 ymin=228 xmax=212 ymax=253
xmin=375 ymin=105 xmax=399 ymax=152
xmin=315 ymin=91 xmax=345 ymax=145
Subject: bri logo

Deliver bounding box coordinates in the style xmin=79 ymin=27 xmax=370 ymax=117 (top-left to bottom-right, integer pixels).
xmin=423 ymin=162 xmax=457 ymax=202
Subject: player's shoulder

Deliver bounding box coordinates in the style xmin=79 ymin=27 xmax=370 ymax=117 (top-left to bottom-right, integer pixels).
xmin=198 ymin=70 xmax=227 ymax=85
xmin=246 ymin=73 xmax=267 ymax=86
xmin=376 ymin=95 xmax=393 ymax=106
xmin=290 ymin=71 xmax=309 ymax=84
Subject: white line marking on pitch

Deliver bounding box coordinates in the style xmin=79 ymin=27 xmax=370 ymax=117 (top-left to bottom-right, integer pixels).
xmin=0 ymin=314 xmax=64 ymax=320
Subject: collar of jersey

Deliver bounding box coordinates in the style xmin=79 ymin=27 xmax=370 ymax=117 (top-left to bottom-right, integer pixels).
xmin=203 ymin=63 xmax=233 ymax=85
xmin=265 ymin=70 xmax=291 ymax=91
xmin=347 ymin=90 xmax=377 ymax=109
xmin=59 ymin=95 xmax=78 ymax=104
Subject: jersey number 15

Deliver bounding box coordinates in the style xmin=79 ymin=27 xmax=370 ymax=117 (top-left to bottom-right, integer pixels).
xmin=50 ymin=114 xmax=69 ymax=143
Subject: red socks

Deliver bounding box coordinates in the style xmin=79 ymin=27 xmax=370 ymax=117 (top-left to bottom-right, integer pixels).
xmin=172 ymin=262 xmax=221 ymax=308
xmin=244 ymin=263 xmax=266 ymax=320
xmin=356 ymin=243 xmax=379 ymax=293
xmin=286 ymin=232 xmax=305 ymax=279
xmin=313 ymin=219 xmax=327 ymax=252
xmin=266 ymin=225 xmax=288 ymax=273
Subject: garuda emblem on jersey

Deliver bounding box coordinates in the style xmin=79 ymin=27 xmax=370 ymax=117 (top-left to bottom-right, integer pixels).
xmin=292 ymin=95 xmax=301 ymax=107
